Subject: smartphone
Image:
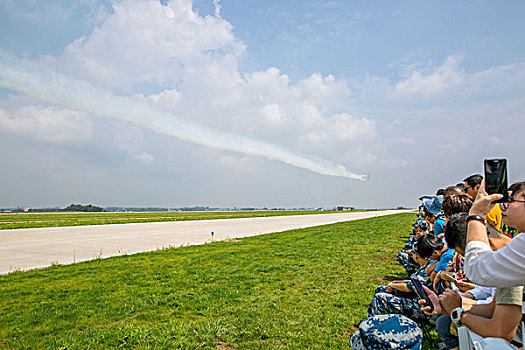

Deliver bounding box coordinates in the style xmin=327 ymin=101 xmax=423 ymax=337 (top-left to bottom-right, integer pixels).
xmin=411 ymin=278 xmax=434 ymax=312
xmin=484 ymin=158 xmax=508 ymax=203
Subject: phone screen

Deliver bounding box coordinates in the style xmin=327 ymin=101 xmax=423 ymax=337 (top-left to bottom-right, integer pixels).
xmin=484 ymin=158 xmax=508 ymax=203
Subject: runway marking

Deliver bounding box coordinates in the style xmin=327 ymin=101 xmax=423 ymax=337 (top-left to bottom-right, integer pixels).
xmin=0 ymin=220 xmax=234 ymax=240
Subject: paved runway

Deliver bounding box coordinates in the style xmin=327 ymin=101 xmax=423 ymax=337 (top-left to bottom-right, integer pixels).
xmin=0 ymin=210 xmax=409 ymax=274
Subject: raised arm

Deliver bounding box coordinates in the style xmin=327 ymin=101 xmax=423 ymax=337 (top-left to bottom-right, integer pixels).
xmin=464 ymin=180 xmax=525 ymax=287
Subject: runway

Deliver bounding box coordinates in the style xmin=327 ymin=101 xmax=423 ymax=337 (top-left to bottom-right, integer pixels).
xmin=0 ymin=210 xmax=409 ymax=274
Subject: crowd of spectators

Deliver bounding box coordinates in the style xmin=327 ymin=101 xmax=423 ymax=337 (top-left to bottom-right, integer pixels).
xmin=350 ymin=172 xmax=525 ymax=350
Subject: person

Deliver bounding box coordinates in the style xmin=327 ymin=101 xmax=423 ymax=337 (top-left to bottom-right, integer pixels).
xmin=463 ymin=174 xmax=483 ymax=200
xmin=433 ymin=195 xmax=473 ymax=292
xmin=442 ymin=213 xmax=496 ymax=304
xmin=421 ymin=212 xmax=523 ymax=349
xmin=397 ymin=217 xmax=428 ymax=276
xmin=443 ymin=186 xmax=465 ymax=200
xmin=367 ymin=235 xmax=437 ymax=323
xmin=416 ymin=233 xmax=454 ymax=285
xmin=423 ymin=195 xmax=446 ymax=237
xmin=441 ymin=194 xmax=473 ymax=221
xmin=464 ymin=181 xmax=525 ymax=287
xmin=455 ymin=183 xmax=467 ymax=192
xmin=463 ymin=174 xmax=503 ymax=230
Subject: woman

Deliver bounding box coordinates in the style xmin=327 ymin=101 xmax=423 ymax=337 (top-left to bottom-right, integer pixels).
xmin=464 ymin=181 xmax=525 ymax=287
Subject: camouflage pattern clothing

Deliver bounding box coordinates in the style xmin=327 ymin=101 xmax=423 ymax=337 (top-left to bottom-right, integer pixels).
xmin=397 ymin=217 xmax=428 ymax=275
xmin=406 ymin=260 xmax=434 ymax=293
xmin=367 ymin=261 xmax=435 ymax=323
xmin=367 ymin=288 xmax=429 ymax=323
xmin=350 ymin=314 xmax=422 ymax=350
xmin=397 ymin=249 xmax=419 ymax=276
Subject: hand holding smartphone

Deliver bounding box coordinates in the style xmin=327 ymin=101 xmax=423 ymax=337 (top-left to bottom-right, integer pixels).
xmin=411 ymin=278 xmax=434 ymax=313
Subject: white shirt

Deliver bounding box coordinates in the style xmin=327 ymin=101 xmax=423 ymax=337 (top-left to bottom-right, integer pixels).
xmin=464 ymin=233 xmax=525 ymax=287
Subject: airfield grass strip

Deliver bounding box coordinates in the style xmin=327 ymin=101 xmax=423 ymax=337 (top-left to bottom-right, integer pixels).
xmin=0 ymin=210 xmax=351 ymax=230
xmin=0 ymin=213 xmax=415 ymax=349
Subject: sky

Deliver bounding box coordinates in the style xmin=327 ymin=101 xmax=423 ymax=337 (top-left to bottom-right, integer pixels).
xmin=0 ymin=0 xmax=524 ymax=209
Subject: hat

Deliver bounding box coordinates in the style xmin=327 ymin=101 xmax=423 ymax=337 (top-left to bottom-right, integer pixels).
xmin=350 ymin=314 xmax=422 ymax=350
xmin=423 ymin=195 xmax=443 ymax=215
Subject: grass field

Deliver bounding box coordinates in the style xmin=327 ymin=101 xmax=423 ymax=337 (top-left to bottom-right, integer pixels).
xmin=0 ymin=210 xmax=346 ymax=230
xmin=0 ymin=213 xmax=416 ymax=349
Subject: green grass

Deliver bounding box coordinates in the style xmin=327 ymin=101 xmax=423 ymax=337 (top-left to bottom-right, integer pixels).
xmin=0 ymin=210 xmax=353 ymax=230
xmin=0 ymin=213 xmax=416 ymax=349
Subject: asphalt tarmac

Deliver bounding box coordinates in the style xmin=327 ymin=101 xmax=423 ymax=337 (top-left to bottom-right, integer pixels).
xmin=0 ymin=210 xmax=409 ymax=274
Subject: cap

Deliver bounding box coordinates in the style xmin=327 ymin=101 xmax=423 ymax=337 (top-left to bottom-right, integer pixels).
xmin=423 ymin=195 xmax=443 ymax=215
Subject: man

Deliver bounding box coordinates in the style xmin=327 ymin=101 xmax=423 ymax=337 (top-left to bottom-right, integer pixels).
xmin=463 ymin=174 xmax=483 ymax=200
xmin=463 ymin=174 xmax=502 ymax=230
xmin=422 ymin=212 xmax=523 ymax=349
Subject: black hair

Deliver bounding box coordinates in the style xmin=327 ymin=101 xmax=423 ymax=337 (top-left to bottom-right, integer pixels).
xmin=455 ymin=183 xmax=466 ymax=190
xmin=436 ymin=188 xmax=446 ymax=196
xmin=463 ymin=174 xmax=483 ymax=188
xmin=415 ymin=234 xmax=445 ymax=259
xmin=444 ymin=212 xmax=468 ymax=252
xmin=442 ymin=193 xmax=473 ymax=218
xmin=509 ymin=182 xmax=525 ymax=198
xmin=444 ymin=186 xmax=465 ymax=199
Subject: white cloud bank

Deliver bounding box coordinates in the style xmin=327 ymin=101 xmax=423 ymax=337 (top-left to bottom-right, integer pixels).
xmin=1 ymin=0 xmax=525 ymax=208
xmin=0 ymin=105 xmax=92 ymax=144
xmin=391 ymin=55 xmax=465 ymax=98
xmin=1 ymin=0 xmax=376 ymax=180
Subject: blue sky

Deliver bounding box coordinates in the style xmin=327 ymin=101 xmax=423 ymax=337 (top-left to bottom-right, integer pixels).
xmin=1 ymin=0 xmax=524 ymax=208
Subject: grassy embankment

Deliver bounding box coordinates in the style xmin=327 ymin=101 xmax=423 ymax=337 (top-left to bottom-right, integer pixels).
xmin=0 ymin=210 xmax=349 ymax=230
xmin=0 ymin=213 xmax=415 ymax=349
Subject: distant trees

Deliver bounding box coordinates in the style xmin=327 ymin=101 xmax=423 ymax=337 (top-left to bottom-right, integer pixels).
xmin=64 ymin=204 xmax=104 ymax=212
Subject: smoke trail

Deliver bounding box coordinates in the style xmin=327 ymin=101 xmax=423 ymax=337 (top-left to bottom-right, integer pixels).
xmin=0 ymin=55 xmax=368 ymax=181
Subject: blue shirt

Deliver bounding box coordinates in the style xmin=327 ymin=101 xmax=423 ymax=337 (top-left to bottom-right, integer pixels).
xmin=434 ymin=247 xmax=455 ymax=273
xmin=433 ymin=214 xmax=446 ymax=237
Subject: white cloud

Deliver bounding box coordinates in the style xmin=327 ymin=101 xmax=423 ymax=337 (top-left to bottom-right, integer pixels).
xmin=259 ymin=103 xmax=286 ymax=125
xmin=333 ymin=113 xmax=375 ymax=140
xmin=391 ymin=55 xmax=465 ymax=98
xmin=217 ymin=154 xmax=261 ymax=174
xmin=58 ymin=0 xmax=245 ymax=90
xmin=0 ymin=105 xmax=92 ymax=144
xmin=135 ymin=152 xmax=155 ymax=164
xmin=25 ymin=0 xmax=372 ymax=167
xmin=133 ymin=89 xmax=182 ymax=112
xmin=111 ymin=122 xmax=144 ymax=153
